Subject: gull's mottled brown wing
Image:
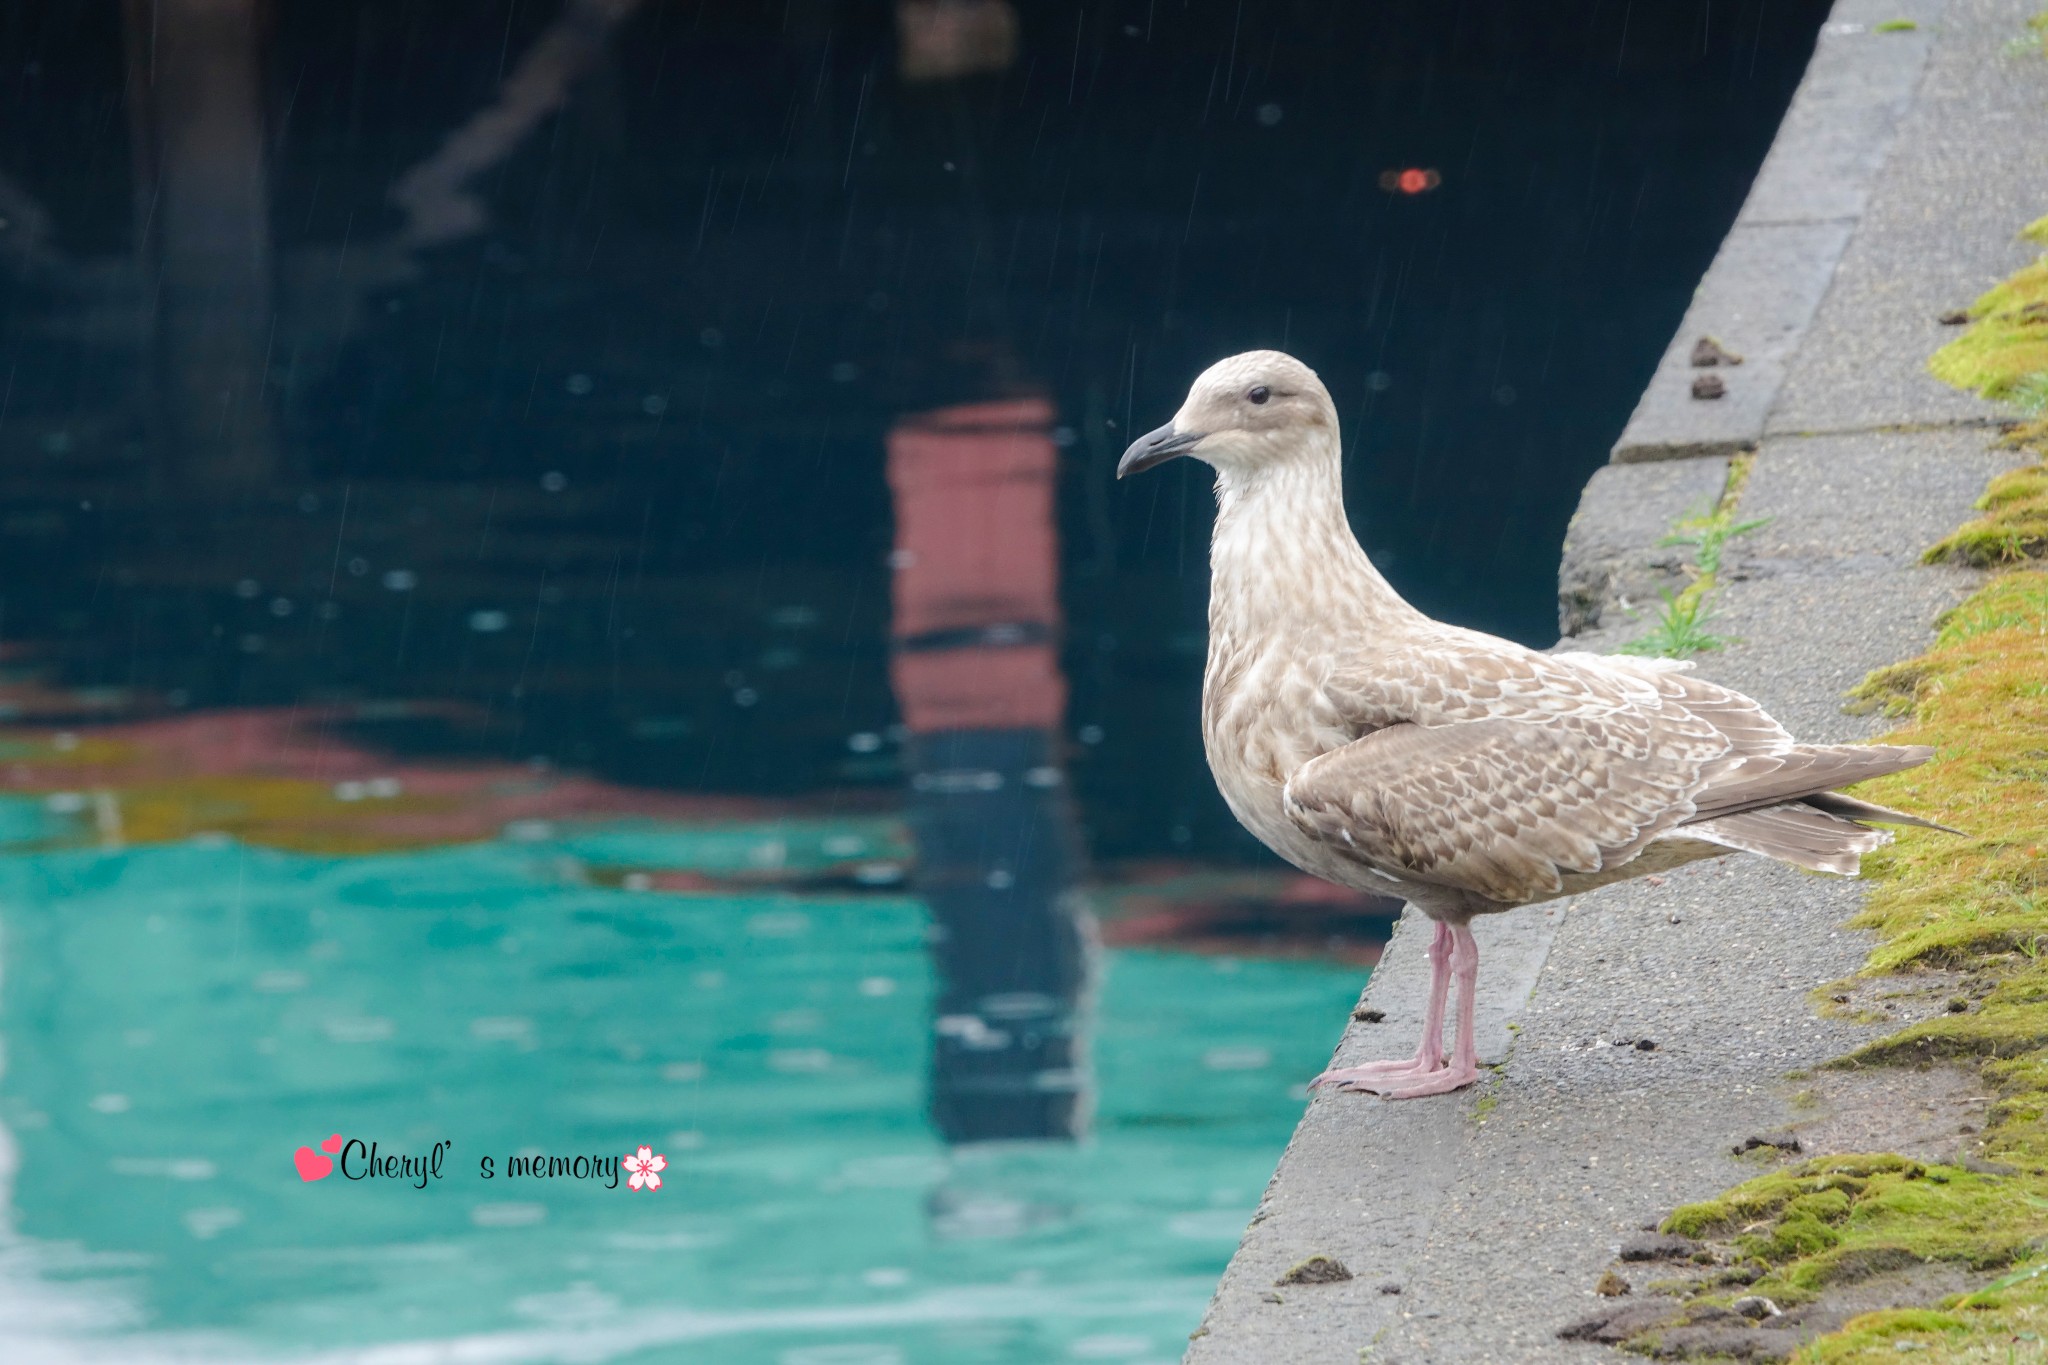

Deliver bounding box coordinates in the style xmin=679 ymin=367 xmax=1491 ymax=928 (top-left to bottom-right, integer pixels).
xmin=1556 ymin=651 xmax=1794 ymax=757
xmin=1286 ymin=632 xmax=1936 ymax=902
xmin=1280 ymin=710 xmax=1716 ymax=905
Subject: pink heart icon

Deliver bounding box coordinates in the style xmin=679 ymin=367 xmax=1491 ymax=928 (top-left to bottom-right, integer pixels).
xmin=293 ymin=1146 xmax=334 ymax=1182
xmin=319 ymin=1133 xmax=343 ymax=1154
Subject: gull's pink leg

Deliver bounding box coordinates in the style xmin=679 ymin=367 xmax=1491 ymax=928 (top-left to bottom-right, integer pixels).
xmin=1377 ymin=923 xmax=1483 ymax=1099
xmin=1309 ymin=919 xmax=1452 ymax=1091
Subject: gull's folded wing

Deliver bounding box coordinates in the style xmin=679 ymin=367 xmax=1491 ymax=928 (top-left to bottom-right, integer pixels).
xmin=1280 ymin=718 xmax=1699 ymax=903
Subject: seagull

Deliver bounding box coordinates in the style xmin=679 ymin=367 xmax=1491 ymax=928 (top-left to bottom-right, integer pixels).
xmin=1118 ymin=350 xmax=1947 ymax=1099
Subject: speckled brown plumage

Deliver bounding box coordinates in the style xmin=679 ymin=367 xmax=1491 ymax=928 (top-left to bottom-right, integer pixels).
xmin=1118 ymin=350 xmax=1946 ymax=1098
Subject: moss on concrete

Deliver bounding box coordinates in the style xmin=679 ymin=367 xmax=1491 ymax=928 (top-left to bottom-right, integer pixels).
xmin=1630 ymin=210 xmax=2048 ymax=1356
xmin=1654 ymin=1152 xmax=2048 ymax=1354
xmin=1925 ymin=425 xmax=2048 ymax=567
xmin=1928 ymin=215 xmax=2048 ymax=410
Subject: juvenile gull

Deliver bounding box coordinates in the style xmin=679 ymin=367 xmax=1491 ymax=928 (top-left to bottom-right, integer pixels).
xmin=1118 ymin=350 xmax=1947 ymax=1099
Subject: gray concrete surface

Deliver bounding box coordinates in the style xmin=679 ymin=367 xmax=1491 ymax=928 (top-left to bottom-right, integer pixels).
xmin=1705 ymin=428 xmax=2008 ymax=738
xmin=1768 ymin=0 xmax=2048 ymax=436
xmin=1610 ymin=221 xmax=1856 ymax=462
xmin=1611 ymin=0 xmax=1947 ymax=463
xmin=1557 ymin=458 xmax=1728 ymax=637
xmin=1187 ymin=1 xmax=2046 ymax=1359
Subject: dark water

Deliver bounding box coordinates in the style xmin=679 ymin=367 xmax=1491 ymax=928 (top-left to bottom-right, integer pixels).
xmin=2 ymin=0 xmax=1831 ymax=859
xmin=0 ymin=2 xmax=1827 ymax=1360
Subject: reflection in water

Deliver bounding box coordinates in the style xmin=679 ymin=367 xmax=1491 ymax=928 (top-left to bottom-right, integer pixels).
xmin=888 ymin=402 xmax=1093 ymax=1143
xmin=126 ymin=0 xmax=278 ymax=484
xmin=0 ymin=0 xmax=1838 ymax=1356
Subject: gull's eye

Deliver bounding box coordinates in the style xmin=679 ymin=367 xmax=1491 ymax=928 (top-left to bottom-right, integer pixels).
xmin=1247 ymin=385 xmax=1271 ymax=405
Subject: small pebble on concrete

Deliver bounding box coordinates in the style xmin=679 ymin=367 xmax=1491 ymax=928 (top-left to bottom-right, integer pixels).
xmin=1732 ymin=1132 xmax=1803 ymax=1155
xmin=1276 ymin=1255 xmax=1353 ymax=1286
xmin=1619 ymin=1233 xmax=1697 ymax=1262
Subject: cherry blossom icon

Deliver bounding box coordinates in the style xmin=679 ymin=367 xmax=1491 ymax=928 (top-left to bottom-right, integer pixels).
xmin=623 ymin=1145 xmax=666 ymax=1192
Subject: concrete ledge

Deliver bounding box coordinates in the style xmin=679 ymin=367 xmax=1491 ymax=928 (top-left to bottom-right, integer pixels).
xmin=1766 ymin=0 xmax=2047 ymax=436
xmin=1611 ymin=222 xmax=1853 ymax=463
xmin=1556 ymin=458 xmax=1729 ymax=637
xmin=1185 ymin=0 xmax=2044 ymax=1358
xmin=1611 ymin=0 xmax=1945 ymax=463
xmin=1183 ymin=905 xmax=1568 ymax=1365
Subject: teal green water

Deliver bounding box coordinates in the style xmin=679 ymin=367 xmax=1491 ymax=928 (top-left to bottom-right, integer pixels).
xmin=0 ymin=804 xmax=1359 ymax=1364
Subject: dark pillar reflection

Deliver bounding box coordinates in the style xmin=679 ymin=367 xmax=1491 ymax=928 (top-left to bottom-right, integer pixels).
xmin=886 ymin=399 xmax=1095 ymax=1144
xmin=124 ymin=0 xmax=278 ymax=485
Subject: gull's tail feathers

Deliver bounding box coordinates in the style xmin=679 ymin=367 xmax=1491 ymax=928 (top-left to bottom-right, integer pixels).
xmin=1682 ymin=802 xmax=1892 ymax=876
xmin=1690 ymin=743 xmax=1935 ymax=823
xmin=1802 ymin=789 xmax=1964 ymax=835
xmin=1675 ymin=741 xmax=1954 ymax=875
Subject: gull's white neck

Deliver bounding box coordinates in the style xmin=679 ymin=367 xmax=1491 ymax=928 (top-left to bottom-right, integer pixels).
xmin=1207 ymin=434 xmax=1421 ymax=645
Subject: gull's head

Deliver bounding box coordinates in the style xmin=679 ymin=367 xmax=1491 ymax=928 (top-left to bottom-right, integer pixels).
xmin=1116 ymin=350 xmax=1337 ymax=481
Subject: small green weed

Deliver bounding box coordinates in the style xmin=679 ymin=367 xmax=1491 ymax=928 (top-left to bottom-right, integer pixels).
xmin=1619 ymin=453 xmax=1766 ymax=658
xmin=1618 ymin=587 xmax=1728 ymax=657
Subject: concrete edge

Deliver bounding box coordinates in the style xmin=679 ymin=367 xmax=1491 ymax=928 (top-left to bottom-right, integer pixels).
xmin=1182 ymin=1 xmax=1971 ymax=1358
xmin=1609 ymin=0 xmax=1947 ymax=463
xmin=1181 ymin=905 xmax=1568 ymax=1364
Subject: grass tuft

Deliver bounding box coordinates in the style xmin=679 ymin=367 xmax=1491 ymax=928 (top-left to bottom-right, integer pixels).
xmin=1619 ymin=453 xmax=1767 ymax=658
xmin=1618 ymin=587 xmax=1730 ymax=658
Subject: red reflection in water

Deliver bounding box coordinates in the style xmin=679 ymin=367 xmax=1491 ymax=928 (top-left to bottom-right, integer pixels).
xmin=885 ymin=398 xmax=1063 ymax=734
xmin=1378 ymin=166 xmax=1443 ymax=195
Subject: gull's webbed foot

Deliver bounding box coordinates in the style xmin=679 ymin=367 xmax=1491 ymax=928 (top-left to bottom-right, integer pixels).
xmin=1310 ymin=921 xmax=1483 ymax=1101
xmin=1367 ymin=1061 xmax=1482 ymax=1099
xmin=1308 ymin=1057 xmax=1443 ymax=1091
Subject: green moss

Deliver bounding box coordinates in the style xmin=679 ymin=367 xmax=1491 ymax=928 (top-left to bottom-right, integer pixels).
xmin=2021 ymin=11 xmax=2048 ymax=60
xmin=1928 ymin=227 xmax=2048 ymax=406
xmin=1660 ymin=1156 xmax=2048 ymax=1339
xmin=1648 ymin=278 xmax=2048 ymax=1353
xmin=1749 ymin=567 xmax=2048 ymax=1358
xmin=1925 ymin=456 xmax=2048 ymax=567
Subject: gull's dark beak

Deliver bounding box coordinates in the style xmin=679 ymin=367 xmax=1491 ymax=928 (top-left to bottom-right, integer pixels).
xmin=1116 ymin=423 xmax=1208 ymax=479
